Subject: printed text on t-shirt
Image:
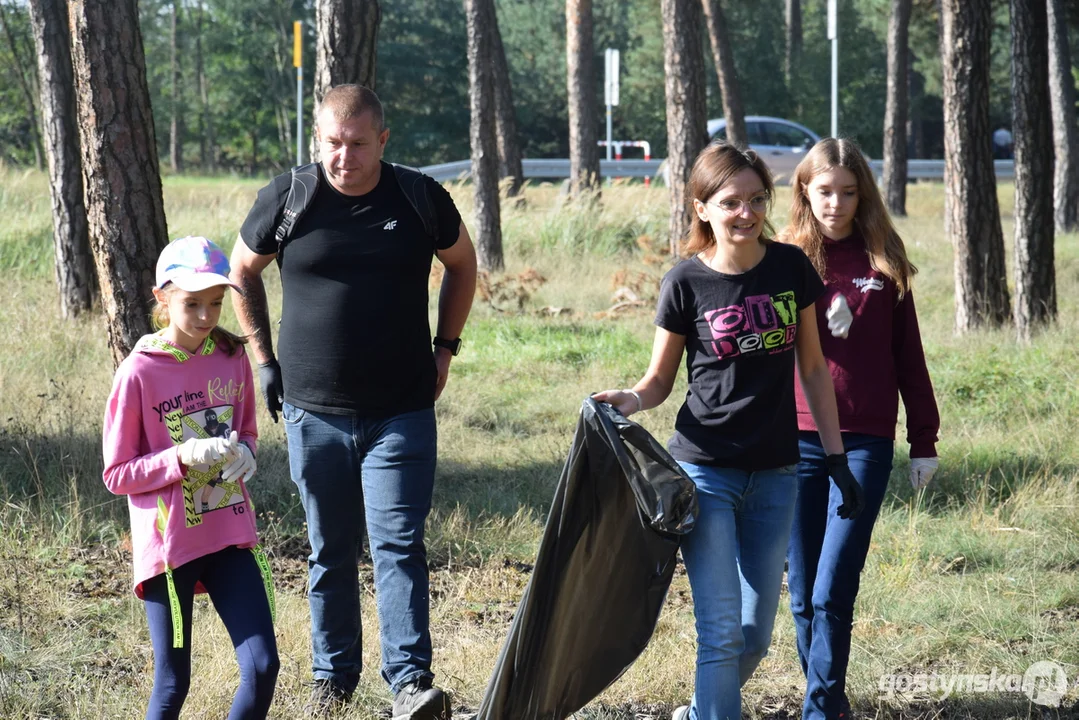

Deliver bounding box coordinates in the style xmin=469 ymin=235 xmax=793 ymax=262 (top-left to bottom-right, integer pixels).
xmin=704 ymin=291 xmax=799 ymax=359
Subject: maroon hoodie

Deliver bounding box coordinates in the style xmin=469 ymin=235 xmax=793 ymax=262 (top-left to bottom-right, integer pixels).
xmin=794 ymin=230 xmax=940 ymax=458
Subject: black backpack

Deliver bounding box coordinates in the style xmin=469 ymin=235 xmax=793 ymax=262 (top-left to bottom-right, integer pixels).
xmin=272 ymin=162 xmax=439 ymax=266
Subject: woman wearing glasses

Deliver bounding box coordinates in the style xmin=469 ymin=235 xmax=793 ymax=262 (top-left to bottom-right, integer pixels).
xmin=779 ymin=138 xmax=939 ymax=720
xmin=594 ymin=142 xmax=864 ymax=720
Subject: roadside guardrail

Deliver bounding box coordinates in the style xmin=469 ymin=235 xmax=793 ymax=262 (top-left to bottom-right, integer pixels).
xmin=419 ymin=158 xmax=1016 ymax=183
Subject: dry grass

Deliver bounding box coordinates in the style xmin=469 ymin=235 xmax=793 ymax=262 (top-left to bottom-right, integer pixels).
xmin=1 ymin=168 xmax=1078 ymax=718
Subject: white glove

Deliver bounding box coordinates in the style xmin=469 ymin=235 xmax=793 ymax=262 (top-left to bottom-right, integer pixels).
xmin=910 ymin=457 xmax=939 ymax=489
xmin=221 ymin=430 xmax=256 ymax=483
xmin=178 ymin=436 xmax=232 ymax=467
xmin=826 ymin=294 xmax=853 ymax=338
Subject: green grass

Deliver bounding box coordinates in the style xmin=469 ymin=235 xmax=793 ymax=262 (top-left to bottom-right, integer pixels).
xmin=1 ymin=168 xmax=1078 ymax=718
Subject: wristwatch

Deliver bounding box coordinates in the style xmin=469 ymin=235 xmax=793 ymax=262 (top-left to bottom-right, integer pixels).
xmin=433 ymin=336 xmax=463 ymax=356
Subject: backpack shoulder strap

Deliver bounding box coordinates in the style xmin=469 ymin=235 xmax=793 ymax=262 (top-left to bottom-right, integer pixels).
xmin=391 ymin=163 xmax=439 ymax=242
xmin=273 ymin=162 xmax=321 ymax=266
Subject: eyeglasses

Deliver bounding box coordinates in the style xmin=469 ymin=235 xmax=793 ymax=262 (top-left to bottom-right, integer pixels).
xmin=707 ymin=194 xmax=770 ymax=215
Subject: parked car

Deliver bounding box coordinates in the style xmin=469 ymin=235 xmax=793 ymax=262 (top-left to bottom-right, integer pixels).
xmin=707 ymin=115 xmax=821 ymax=182
xmin=656 ymin=116 xmax=822 ymax=186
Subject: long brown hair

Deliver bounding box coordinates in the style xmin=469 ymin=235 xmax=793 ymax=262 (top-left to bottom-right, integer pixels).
xmin=780 ymin=137 xmax=917 ymax=297
xmin=151 ymin=287 xmax=247 ymax=356
xmin=683 ymin=142 xmax=776 ymax=257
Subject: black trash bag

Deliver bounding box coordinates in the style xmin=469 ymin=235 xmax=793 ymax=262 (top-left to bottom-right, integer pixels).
xmin=474 ymin=397 xmax=698 ymax=720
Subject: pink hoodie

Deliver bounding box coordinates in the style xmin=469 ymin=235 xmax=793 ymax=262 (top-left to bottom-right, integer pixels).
xmin=103 ymin=333 xmax=259 ymax=597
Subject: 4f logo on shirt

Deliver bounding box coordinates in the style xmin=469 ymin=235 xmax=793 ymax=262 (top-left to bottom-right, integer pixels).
xmin=383 ymin=220 xmax=398 ymax=230
xmin=704 ymin=291 xmax=799 ymax=360
xmin=853 ymin=277 xmax=884 ymax=293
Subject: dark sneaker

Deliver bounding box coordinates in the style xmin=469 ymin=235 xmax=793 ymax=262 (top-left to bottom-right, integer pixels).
xmin=304 ymin=679 xmax=351 ymax=717
xmin=391 ymin=679 xmax=451 ymax=720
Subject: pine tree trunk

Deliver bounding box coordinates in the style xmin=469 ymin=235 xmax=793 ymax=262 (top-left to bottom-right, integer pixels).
xmin=314 ymin=0 xmax=379 ymax=95
xmin=69 ymin=0 xmax=170 ymax=367
xmin=940 ymin=0 xmax=1010 ymax=332
xmin=882 ymin=0 xmax=911 ymax=216
xmin=194 ymin=0 xmax=215 ymax=172
xmin=169 ymin=1 xmax=184 ymax=173
xmin=465 ymin=0 xmax=504 ymax=271
xmin=490 ymin=1 xmax=523 ymax=198
xmin=312 ymin=0 xmax=380 ymax=161
xmin=785 ymin=0 xmax=802 ymax=87
xmin=1047 ymin=0 xmax=1078 ymax=233
xmin=28 ymin=0 xmax=96 ymax=318
xmin=0 ymin=2 xmax=45 ymax=170
xmin=701 ymin=0 xmax=746 ymax=149
xmin=566 ymin=0 xmax=600 ymax=198
xmin=1011 ymin=0 xmax=1055 ymax=340
xmin=663 ymin=0 xmax=708 ymax=255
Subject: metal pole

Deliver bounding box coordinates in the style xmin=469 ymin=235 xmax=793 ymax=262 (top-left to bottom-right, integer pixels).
xmin=828 ymin=0 xmax=838 ymax=138
xmin=297 ymin=68 xmax=303 ymax=166
xmin=606 ymin=104 xmax=613 ymax=162
xmin=294 ymin=21 xmax=303 ymax=166
xmin=831 ymin=38 xmax=838 ymax=138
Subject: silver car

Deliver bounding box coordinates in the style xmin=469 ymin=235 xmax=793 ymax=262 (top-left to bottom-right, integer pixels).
xmin=708 ymin=115 xmax=821 ymax=182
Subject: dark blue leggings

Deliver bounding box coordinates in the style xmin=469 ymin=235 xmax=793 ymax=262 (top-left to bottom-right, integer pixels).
xmin=142 ymin=545 xmax=279 ymax=720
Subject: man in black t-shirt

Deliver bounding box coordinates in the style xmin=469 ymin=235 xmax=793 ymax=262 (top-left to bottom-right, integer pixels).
xmin=230 ymin=85 xmax=476 ymax=720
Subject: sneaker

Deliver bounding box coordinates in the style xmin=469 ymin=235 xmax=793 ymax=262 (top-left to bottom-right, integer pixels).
xmin=671 ymin=706 xmax=690 ymax=720
xmin=304 ymin=679 xmax=351 ymax=717
xmin=391 ymin=679 xmax=452 ymax=720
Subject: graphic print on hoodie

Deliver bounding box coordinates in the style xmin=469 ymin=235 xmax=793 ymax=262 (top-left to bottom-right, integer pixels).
xmin=103 ymin=333 xmax=259 ymax=597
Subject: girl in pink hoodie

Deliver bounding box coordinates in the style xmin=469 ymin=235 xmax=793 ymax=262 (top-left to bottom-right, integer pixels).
xmin=102 ymin=236 xmax=278 ymax=719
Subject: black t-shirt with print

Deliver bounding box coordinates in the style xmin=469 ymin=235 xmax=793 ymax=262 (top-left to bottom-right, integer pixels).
xmin=655 ymin=242 xmax=825 ymax=470
xmin=240 ymin=161 xmax=462 ymax=417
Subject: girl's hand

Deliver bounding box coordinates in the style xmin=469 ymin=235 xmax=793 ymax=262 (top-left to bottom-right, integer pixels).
xmin=222 ymin=431 xmax=257 ymax=483
xmin=826 ymin=294 xmax=853 ymax=338
xmin=910 ymin=457 xmax=938 ymax=489
xmin=592 ymin=389 xmax=642 ymax=416
xmin=178 ymin=437 xmax=232 ymax=467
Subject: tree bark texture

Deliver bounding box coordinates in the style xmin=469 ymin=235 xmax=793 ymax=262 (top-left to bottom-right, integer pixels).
xmin=465 ymin=0 xmax=504 ymax=271
xmin=169 ymin=1 xmax=184 ymax=173
xmin=0 ymin=2 xmax=45 ymax=170
xmin=69 ymin=0 xmax=170 ymax=366
xmin=940 ymin=0 xmax=1010 ymax=332
xmin=882 ymin=0 xmax=911 ymax=216
xmin=28 ymin=0 xmax=96 ymax=318
xmin=490 ymin=1 xmax=523 ymax=197
xmin=1010 ymin=0 xmax=1055 ymax=338
xmin=566 ymin=0 xmax=600 ymax=197
xmin=701 ymin=0 xmax=746 ymax=149
xmin=785 ymin=0 xmax=802 ymax=87
xmin=314 ymin=0 xmax=379 ymax=109
xmin=1047 ymin=0 xmax=1078 ymax=232
xmin=194 ymin=0 xmax=215 ymax=172
xmin=663 ymin=0 xmax=708 ymax=255
xmin=312 ymin=0 xmax=380 ymax=161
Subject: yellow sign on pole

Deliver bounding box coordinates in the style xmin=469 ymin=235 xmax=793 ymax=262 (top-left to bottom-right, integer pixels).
xmin=293 ymin=21 xmax=302 ymax=68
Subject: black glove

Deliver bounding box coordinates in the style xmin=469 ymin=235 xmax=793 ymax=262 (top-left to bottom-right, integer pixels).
xmin=258 ymin=359 xmax=284 ymax=423
xmin=824 ymin=453 xmax=865 ymax=520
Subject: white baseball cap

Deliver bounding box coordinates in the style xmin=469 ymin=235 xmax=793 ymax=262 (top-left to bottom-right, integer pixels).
xmin=155 ymin=236 xmax=240 ymax=292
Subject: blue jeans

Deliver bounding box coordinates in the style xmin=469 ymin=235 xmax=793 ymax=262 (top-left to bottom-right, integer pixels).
xmin=283 ymin=403 xmax=437 ymax=695
xmin=677 ymin=462 xmax=799 ymax=720
xmin=142 ymin=546 xmax=279 ymax=720
xmin=787 ymin=432 xmax=894 ymax=720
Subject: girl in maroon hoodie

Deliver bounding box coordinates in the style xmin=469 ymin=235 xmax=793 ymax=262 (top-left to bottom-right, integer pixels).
xmin=779 ymin=138 xmax=940 ymax=720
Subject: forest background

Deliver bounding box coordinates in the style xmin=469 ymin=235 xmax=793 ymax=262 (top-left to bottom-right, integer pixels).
xmin=2 ymin=0 xmax=1075 ymax=173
